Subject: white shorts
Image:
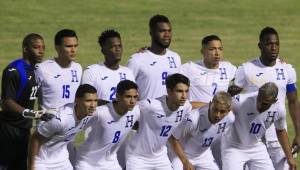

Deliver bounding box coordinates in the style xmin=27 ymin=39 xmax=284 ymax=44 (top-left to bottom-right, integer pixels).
xmin=126 ymin=153 xmax=172 ymax=170
xmin=222 ymin=142 xmax=274 ymax=170
xmin=35 ymin=160 xmax=73 ymax=170
xmin=75 ymin=153 xmax=122 ymax=170
xmin=171 ymin=148 xmax=219 ymax=170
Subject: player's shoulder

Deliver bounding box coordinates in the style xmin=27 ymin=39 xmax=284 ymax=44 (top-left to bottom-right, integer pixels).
xmin=129 ymin=50 xmax=151 ymax=61
xmin=70 ymin=61 xmax=82 ymax=69
xmin=4 ymin=59 xmax=28 ymax=75
xmin=224 ymin=111 xmax=235 ymax=123
xmin=85 ymin=63 xmax=103 ymax=70
xmin=35 ymin=59 xmax=56 ymax=72
xmin=219 ymin=60 xmax=236 ymax=69
xmin=276 ymin=59 xmax=295 ymax=71
xmin=181 ymin=61 xmax=197 ymax=68
xmin=240 ymin=58 xmax=258 ymax=67
xmin=119 ymin=65 xmax=134 ymax=73
xmin=166 ymin=48 xmax=180 ymax=57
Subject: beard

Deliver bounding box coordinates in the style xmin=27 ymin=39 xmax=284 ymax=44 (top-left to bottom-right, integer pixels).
xmin=153 ymin=38 xmax=171 ymax=49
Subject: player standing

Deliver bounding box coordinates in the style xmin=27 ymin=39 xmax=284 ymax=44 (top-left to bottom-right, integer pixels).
xmin=0 ymin=33 xmax=45 ymax=170
xmin=127 ymin=14 xmax=181 ymax=100
xmin=232 ymin=27 xmax=300 ymax=169
xmin=35 ymin=29 xmax=82 ymax=110
xmin=180 ymin=35 xmax=236 ymax=108
xmin=28 ymin=84 xmax=97 ymax=170
xmin=222 ymin=82 xmax=296 ymax=170
xmin=75 ymin=80 xmax=140 ymax=170
xmin=81 ymin=29 xmax=135 ymax=105
xmin=169 ymin=91 xmax=234 ymax=170
xmin=178 ymin=35 xmax=236 ymax=168
xmin=126 ymin=73 xmax=192 ymax=170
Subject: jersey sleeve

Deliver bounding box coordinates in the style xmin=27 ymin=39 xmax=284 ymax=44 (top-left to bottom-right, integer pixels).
xmin=229 ymin=63 xmax=237 ymax=81
xmin=172 ymin=116 xmax=194 ymax=140
xmin=274 ymin=106 xmax=287 ymax=130
xmin=34 ymin=64 xmax=44 ymax=86
xmin=234 ymin=65 xmax=247 ymax=88
xmin=127 ymin=55 xmax=140 ymax=79
xmin=37 ymin=118 xmax=63 ymax=138
xmin=81 ymin=66 xmax=95 ymax=86
xmin=286 ymin=64 xmax=297 ymax=84
xmin=231 ymin=94 xmax=241 ymax=115
xmin=138 ymin=99 xmax=151 ymax=114
xmin=1 ymin=67 xmax=19 ymax=100
xmin=178 ymin=62 xmax=190 ymax=77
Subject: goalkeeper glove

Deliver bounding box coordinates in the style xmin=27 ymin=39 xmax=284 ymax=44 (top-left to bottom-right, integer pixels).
xmin=22 ymin=109 xmax=56 ymax=121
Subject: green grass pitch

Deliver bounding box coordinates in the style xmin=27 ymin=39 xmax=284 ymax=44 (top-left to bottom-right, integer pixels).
xmin=0 ymin=0 xmax=299 ymax=166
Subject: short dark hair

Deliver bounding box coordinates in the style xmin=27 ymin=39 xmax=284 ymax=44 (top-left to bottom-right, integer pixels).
xmin=116 ymin=80 xmax=138 ymax=96
xmin=149 ymin=14 xmax=170 ymax=32
xmin=259 ymin=27 xmax=279 ymax=42
xmin=55 ymin=29 xmax=78 ymax=46
xmin=258 ymin=82 xmax=278 ymax=100
xmin=75 ymin=84 xmax=97 ymax=98
xmin=98 ymin=29 xmax=121 ymax=48
xmin=166 ymin=73 xmax=190 ymax=90
xmin=22 ymin=33 xmax=43 ymax=48
xmin=202 ymin=35 xmax=221 ymax=46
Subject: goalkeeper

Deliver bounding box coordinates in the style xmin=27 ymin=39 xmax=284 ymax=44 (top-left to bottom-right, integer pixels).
xmin=0 ymin=33 xmax=54 ymax=170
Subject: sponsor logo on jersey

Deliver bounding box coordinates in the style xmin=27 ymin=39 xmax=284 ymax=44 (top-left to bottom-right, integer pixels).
xmin=101 ymin=76 xmax=108 ymax=80
xmin=247 ymin=112 xmax=255 ymax=116
xmin=150 ymin=61 xmax=157 ymax=66
xmin=54 ymin=74 xmax=61 ymax=78
xmin=8 ymin=68 xmax=16 ymax=72
xmin=107 ymin=120 xmax=116 ymax=124
xmin=200 ymin=72 xmax=207 ymax=75
xmin=155 ymin=114 xmax=165 ymax=118
xmin=256 ymin=73 xmax=263 ymax=77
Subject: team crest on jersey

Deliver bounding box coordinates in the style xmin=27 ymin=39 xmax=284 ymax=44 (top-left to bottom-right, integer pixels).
xmin=167 ymin=57 xmax=177 ymax=68
xmin=264 ymin=111 xmax=276 ymax=123
xmin=219 ymin=68 xmax=228 ymax=80
xmin=275 ymin=68 xmax=285 ymax=80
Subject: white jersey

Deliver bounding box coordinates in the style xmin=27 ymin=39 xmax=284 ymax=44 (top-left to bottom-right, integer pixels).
xmin=35 ymin=103 xmax=90 ymax=165
xmin=126 ymin=96 xmax=192 ymax=158
xmin=234 ymin=58 xmax=296 ymax=142
xmin=75 ymin=103 xmax=140 ymax=169
xmin=81 ymin=63 xmax=135 ymax=101
xmin=173 ymin=105 xmax=235 ymax=158
xmin=180 ymin=60 xmax=236 ymax=103
xmin=224 ymin=92 xmax=286 ymax=148
xmin=127 ymin=49 xmax=181 ymax=100
xmin=35 ymin=59 xmax=82 ymax=109
xmin=234 ymin=58 xmax=296 ymax=103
